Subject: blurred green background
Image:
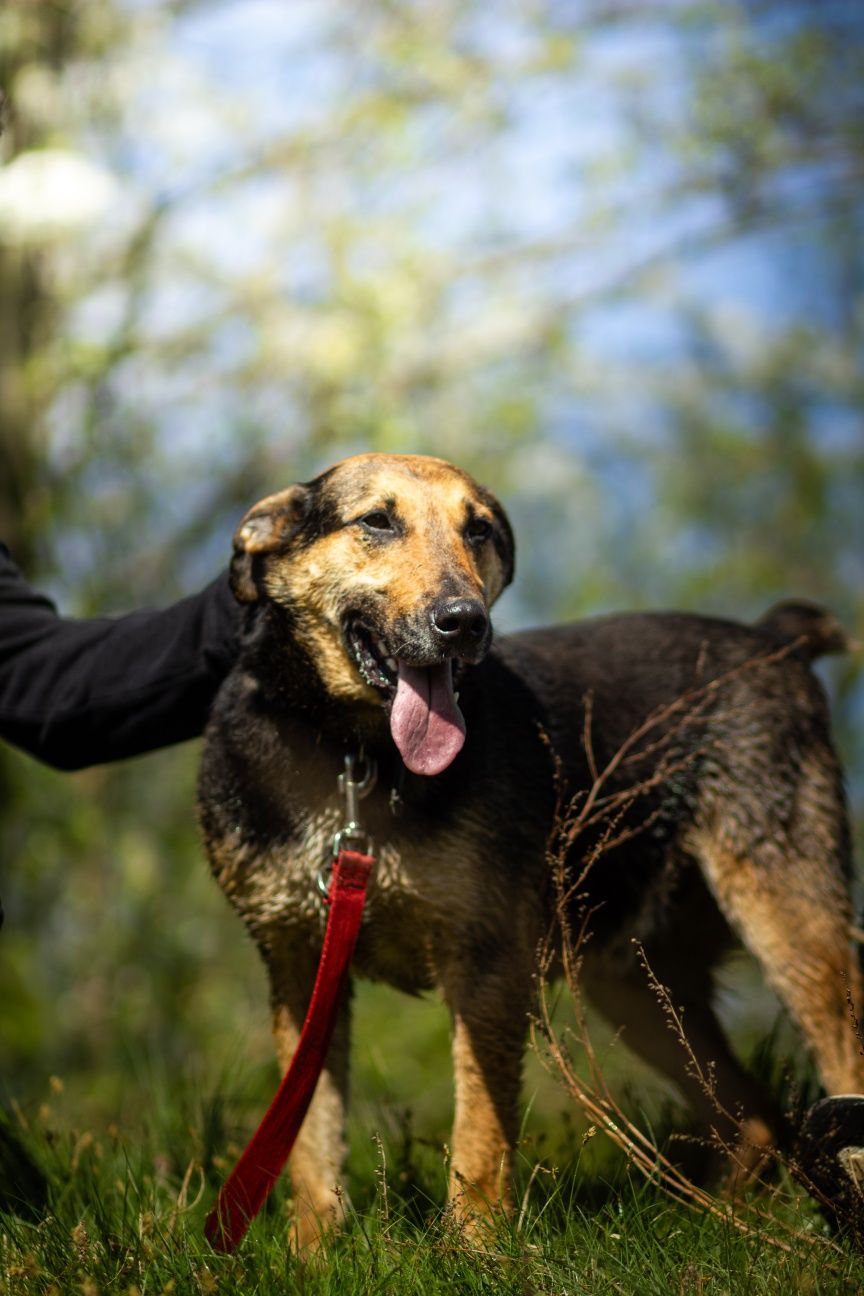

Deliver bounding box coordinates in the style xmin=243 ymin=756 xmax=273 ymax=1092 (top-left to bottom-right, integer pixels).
xmin=0 ymin=0 xmax=862 ymax=1163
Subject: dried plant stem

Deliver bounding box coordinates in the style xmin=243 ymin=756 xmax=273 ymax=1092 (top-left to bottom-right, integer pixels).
xmin=533 ymin=634 xmax=845 ymax=1258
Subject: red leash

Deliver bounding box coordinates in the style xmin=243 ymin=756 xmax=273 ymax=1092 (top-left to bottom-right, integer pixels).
xmin=205 ymin=756 xmax=376 ymax=1253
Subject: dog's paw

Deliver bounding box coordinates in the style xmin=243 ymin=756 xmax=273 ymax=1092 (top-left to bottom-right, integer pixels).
xmin=795 ymin=1094 xmax=864 ymax=1245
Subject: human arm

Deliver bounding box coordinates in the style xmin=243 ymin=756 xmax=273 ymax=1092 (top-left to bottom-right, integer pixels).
xmin=0 ymin=543 xmax=239 ymax=769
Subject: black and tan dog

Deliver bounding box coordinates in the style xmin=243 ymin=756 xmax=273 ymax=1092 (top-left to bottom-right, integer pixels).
xmin=198 ymin=452 xmax=863 ymax=1248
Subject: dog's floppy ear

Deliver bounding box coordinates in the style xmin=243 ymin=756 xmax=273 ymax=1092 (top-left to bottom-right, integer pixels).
xmin=479 ymin=487 xmax=516 ymax=593
xmin=230 ymin=484 xmax=310 ymax=604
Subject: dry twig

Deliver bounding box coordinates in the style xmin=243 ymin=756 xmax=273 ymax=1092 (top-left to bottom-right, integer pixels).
xmin=532 ymin=636 xmax=846 ymax=1256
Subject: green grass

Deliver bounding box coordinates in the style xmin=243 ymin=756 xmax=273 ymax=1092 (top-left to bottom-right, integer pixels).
xmin=3 ymin=1074 xmax=864 ymax=1296
xmin=2 ymin=966 xmax=861 ymax=1293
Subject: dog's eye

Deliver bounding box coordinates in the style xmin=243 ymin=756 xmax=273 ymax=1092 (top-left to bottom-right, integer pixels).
xmin=359 ymin=511 xmax=395 ymax=533
xmin=466 ymin=517 xmax=492 ymax=543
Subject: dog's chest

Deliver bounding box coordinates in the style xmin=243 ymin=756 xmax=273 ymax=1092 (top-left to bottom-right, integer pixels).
xmin=233 ymin=797 xmax=476 ymax=994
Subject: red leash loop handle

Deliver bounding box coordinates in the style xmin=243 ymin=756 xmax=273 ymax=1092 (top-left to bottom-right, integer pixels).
xmin=204 ymin=848 xmax=374 ymax=1253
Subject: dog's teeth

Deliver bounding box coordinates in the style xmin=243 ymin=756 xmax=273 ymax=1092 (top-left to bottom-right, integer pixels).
xmin=386 ymin=657 xmax=397 ymax=673
xmin=454 ymin=691 xmax=460 ymax=703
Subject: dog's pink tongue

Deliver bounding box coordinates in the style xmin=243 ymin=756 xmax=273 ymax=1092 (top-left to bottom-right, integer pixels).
xmin=390 ymin=661 xmax=466 ymax=776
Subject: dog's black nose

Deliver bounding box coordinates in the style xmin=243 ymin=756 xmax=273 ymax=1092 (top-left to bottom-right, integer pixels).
xmin=430 ymin=598 xmax=489 ymax=652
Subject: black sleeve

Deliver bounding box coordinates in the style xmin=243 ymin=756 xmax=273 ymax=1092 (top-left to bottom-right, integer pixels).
xmin=0 ymin=543 xmax=240 ymax=770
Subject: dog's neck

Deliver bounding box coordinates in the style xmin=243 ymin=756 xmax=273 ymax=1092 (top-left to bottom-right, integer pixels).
xmin=238 ymin=602 xmax=319 ymax=704
xmin=238 ymin=601 xmax=396 ymax=750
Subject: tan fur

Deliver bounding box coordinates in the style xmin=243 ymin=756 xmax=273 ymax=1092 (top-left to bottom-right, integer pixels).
xmin=690 ymin=832 xmax=864 ymax=1096
xmin=254 ymin=456 xmax=505 ymax=706
xmin=271 ymin=979 xmax=350 ymax=1249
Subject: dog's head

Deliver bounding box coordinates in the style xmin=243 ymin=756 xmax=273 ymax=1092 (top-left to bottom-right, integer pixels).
xmin=231 ymin=453 xmax=514 ymax=776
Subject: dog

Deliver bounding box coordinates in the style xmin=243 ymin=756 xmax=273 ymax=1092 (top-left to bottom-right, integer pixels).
xmin=198 ymin=452 xmax=862 ymax=1249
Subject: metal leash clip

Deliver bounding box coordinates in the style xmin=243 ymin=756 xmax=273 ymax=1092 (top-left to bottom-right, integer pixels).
xmin=316 ymin=751 xmax=377 ymax=899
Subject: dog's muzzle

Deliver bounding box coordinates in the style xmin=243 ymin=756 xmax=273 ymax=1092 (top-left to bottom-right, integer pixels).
xmin=344 ymin=596 xmax=491 ymax=778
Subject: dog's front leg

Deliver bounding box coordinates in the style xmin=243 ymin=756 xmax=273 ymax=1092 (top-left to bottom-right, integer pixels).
xmin=267 ymin=947 xmax=352 ymax=1253
xmin=441 ymin=954 xmax=531 ymax=1232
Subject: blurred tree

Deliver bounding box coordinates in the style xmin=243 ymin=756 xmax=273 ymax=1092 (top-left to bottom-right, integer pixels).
xmin=0 ymin=0 xmax=861 ymax=1125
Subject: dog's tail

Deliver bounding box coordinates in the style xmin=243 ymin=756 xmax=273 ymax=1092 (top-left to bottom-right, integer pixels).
xmin=755 ymin=599 xmax=859 ymax=661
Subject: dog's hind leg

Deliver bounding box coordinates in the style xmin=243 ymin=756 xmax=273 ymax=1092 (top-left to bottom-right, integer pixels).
xmin=585 ymin=959 xmax=776 ymax=1180
xmin=689 ymin=823 xmax=864 ymax=1100
xmin=267 ymin=944 xmax=352 ymax=1253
